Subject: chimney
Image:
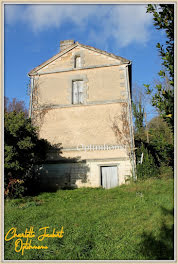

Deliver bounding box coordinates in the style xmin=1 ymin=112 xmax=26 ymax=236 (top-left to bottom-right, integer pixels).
xmin=60 ymin=40 xmax=75 ymax=51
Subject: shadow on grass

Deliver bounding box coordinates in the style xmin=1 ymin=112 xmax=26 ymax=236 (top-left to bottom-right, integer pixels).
xmin=139 ymin=206 xmax=174 ymax=260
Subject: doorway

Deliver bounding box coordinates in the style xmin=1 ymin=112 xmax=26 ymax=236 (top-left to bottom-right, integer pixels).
xmin=100 ymin=166 xmax=118 ymax=189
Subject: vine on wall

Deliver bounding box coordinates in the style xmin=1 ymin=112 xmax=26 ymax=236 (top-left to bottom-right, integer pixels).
xmin=31 ymin=80 xmax=53 ymax=130
xmin=110 ymin=103 xmax=131 ymax=154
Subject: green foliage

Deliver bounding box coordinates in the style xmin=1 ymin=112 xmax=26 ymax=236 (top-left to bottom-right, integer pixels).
xmin=5 ymin=179 xmax=25 ymax=199
xmin=132 ymin=99 xmax=158 ymax=179
xmin=145 ymin=4 xmax=174 ymax=129
xmin=148 ymin=116 xmax=173 ymax=168
xmin=132 ymin=101 xmax=145 ymax=136
xmin=134 ymin=115 xmax=174 ymax=180
xmin=159 ymin=166 xmax=173 ymax=179
xmin=132 ymin=95 xmax=173 ymax=179
xmin=136 ymin=143 xmax=159 ymax=179
xmin=4 ymin=178 xmax=173 ymax=260
xmin=4 ymin=111 xmax=50 ymax=198
xmin=147 ymin=4 xmax=174 ymax=84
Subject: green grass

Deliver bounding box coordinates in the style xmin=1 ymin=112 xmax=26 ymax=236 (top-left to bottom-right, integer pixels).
xmin=4 ymin=178 xmax=174 ymax=260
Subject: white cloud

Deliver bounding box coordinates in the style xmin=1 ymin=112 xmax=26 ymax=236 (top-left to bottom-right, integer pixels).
xmin=111 ymin=5 xmax=153 ymax=47
xmin=5 ymin=5 xmax=102 ymax=31
xmin=5 ymin=4 xmax=153 ymax=47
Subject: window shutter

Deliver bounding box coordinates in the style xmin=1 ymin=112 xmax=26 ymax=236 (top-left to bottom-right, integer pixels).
xmin=72 ymin=81 xmax=78 ymax=104
xmin=78 ymin=81 xmax=84 ymax=104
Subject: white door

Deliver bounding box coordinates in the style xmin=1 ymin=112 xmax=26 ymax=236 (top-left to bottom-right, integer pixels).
xmin=101 ymin=166 xmax=118 ymax=189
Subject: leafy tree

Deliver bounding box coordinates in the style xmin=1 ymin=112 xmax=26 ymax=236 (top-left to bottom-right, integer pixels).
xmin=4 ymin=110 xmax=50 ymax=198
xmin=132 ymin=95 xmax=173 ymax=179
xmin=136 ymin=142 xmax=159 ymax=179
xmin=145 ymin=4 xmax=174 ymax=129
xmin=132 ymin=101 xmax=145 ymax=140
xmin=132 ymin=99 xmax=158 ymax=179
xmin=148 ymin=116 xmax=173 ymax=168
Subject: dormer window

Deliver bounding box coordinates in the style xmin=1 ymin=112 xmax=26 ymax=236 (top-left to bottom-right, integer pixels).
xmin=74 ymin=56 xmax=81 ymax=68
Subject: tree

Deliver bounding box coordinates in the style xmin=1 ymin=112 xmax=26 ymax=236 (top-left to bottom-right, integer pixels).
xmin=132 ymin=98 xmax=158 ymax=179
xmin=4 ymin=111 xmax=50 ymax=198
xmin=145 ymin=4 xmax=174 ymax=129
xmin=148 ymin=116 xmax=173 ymax=168
xmin=4 ymin=96 xmax=28 ymax=117
xmin=136 ymin=142 xmax=159 ymax=179
xmin=132 ymin=92 xmax=173 ymax=179
xmin=132 ymin=100 xmax=145 ymax=140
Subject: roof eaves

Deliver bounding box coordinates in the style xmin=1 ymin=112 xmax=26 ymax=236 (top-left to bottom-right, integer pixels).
xmin=79 ymin=43 xmax=130 ymax=63
xmin=28 ymin=41 xmax=130 ymax=76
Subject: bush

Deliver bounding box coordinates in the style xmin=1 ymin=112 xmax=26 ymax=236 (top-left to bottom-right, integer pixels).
xmin=4 ymin=178 xmax=25 ymax=199
xmin=158 ymin=166 xmax=174 ymax=179
xmin=136 ymin=143 xmax=159 ymax=179
xmin=4 ymin=111 xmax=50 ymax=198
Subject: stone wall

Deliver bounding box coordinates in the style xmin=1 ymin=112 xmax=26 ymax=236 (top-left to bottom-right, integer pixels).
xmin=30 ymin=44 xmax=135 ymax=189
xmin=38 ymin=158 xmax=132 ymax=191
xmin=33 ymin=65 xmax=127 ymax=107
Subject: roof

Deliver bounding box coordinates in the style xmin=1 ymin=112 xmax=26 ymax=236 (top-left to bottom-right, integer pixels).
xmin=28 ymin=42 xmax=130 ymax=76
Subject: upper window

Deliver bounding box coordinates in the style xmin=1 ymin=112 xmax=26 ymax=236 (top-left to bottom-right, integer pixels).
xmin=74 ymin=56 xmax=82 ymax=68
xmin=72 ymin=80 xmax=84 ymax=104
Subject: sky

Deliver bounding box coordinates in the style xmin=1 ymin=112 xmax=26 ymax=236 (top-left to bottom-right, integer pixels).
xmin=4 ymin=4 xmax=167 ymax=120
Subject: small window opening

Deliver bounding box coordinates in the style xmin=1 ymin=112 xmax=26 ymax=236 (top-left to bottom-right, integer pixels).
xmin=74 ymin=56 xmax=81 ymax=68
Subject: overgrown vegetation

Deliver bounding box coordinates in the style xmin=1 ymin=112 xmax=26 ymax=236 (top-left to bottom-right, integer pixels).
xmin=132 ymin=100 xmax=173 ymax=179
xmin=4 ymin=178 xmax=173 ymax=260
xmin=132 ymin=4 xmax=174 ymax=179
xmin=4 ymin=98 xmax=50 ymax=198
xmin=145 ymin=4 xmax=174 ymax=129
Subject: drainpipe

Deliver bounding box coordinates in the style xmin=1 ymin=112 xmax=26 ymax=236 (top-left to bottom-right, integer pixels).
xmin=125 ymin=62 xmax=136 ymax=180
xmin=29 ymin=76 xmax=34 ymax=118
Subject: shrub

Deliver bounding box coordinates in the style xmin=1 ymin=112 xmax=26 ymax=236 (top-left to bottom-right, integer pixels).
xmin=4 ymin=111 xmax=50 ymax=198
xmin=136 ymin=143 xmax=159 ymax=179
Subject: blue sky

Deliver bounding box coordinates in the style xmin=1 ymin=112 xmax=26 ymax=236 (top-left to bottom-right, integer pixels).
xmin=4 ymin=4 xmax=167 ymax=119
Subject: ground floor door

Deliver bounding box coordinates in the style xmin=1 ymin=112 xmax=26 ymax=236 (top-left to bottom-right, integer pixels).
xmin=101 ymin=166 xmax=118 ymax=189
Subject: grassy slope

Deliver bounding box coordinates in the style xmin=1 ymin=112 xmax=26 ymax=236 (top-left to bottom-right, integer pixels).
xmin=4 ymin=178 xmax=174 ymax=260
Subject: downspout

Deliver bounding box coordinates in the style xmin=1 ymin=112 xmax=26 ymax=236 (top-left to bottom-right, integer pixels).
xmin=29 ymin=76 xmax=34 ymax=118
xmin=125 ymin=62 xmax=136 ymax=180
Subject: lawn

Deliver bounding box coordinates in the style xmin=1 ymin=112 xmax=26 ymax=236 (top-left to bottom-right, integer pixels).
xmin=4 ymin=178 xmax=174 ymax=260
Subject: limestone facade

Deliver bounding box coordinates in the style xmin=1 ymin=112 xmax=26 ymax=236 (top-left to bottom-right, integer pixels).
xmin=28 ymin=40 xmax=135 ymax=190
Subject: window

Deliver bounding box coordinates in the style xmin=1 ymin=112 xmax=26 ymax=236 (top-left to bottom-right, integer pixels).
xmin=74 ymin=56 xmax=81 ymax=68
xmin=72 ymin=80 xmax=84 ymax=104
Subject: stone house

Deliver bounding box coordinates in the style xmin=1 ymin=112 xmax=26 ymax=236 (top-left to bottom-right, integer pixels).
xmin=28 ymin=40 xmax=136 ymax=190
